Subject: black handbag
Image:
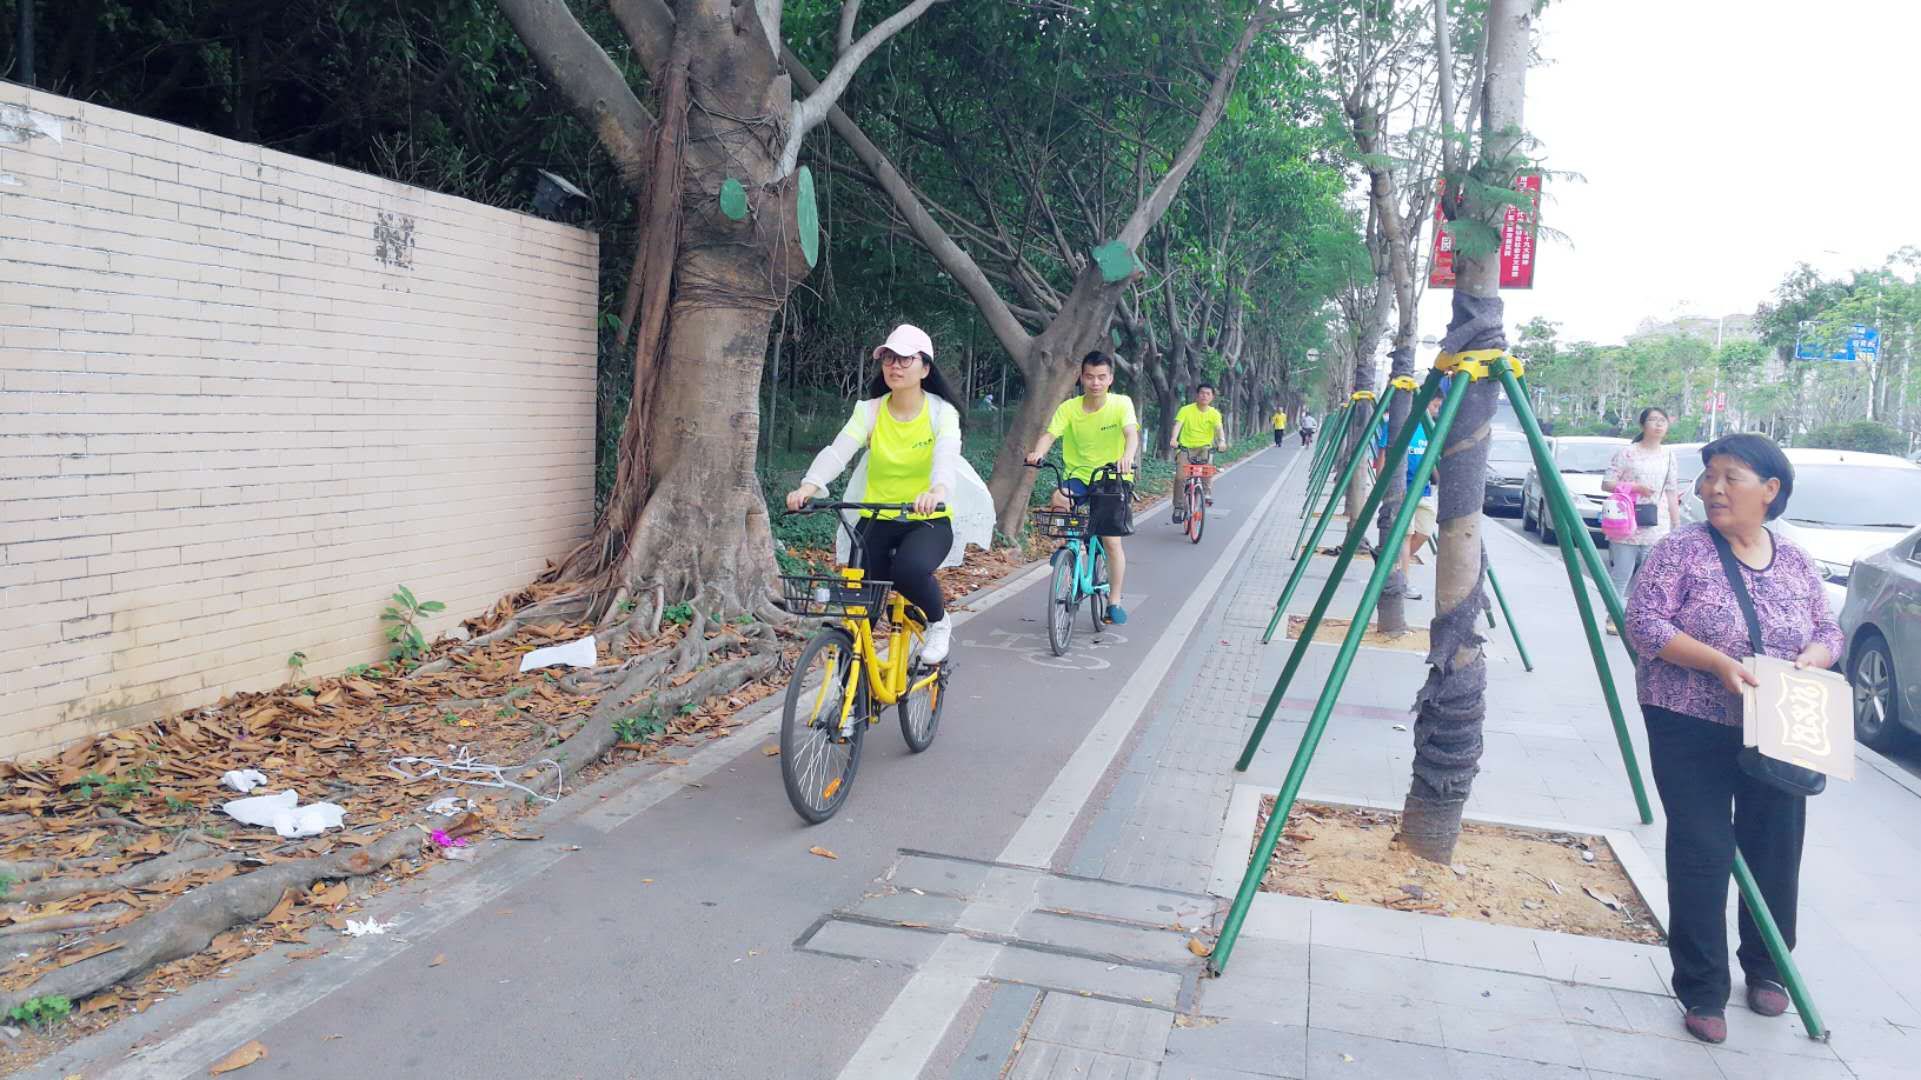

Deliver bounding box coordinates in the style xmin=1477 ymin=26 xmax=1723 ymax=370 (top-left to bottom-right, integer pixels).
xmin=1707 ymin=527 xmax=1826 ymax=798
xmin=1085 ymin=468 xmax=1136 ymax=537
xmin=1635 ymin=501 xmax=1659 ymax=527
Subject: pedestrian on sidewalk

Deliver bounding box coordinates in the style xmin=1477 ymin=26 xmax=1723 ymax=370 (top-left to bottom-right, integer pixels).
xmin=788 ymin=324 xmax=992 ymax=664
xmin=1373 ymin=396 xmax=1441 ymax=599
xmin=1623 ymin=433 xmax=1842 ymax=1046
xmin=1601 ymin=406 xmax=1682 ymax=634
xmin=1270 ymin=404 xmax=1288 ymax=447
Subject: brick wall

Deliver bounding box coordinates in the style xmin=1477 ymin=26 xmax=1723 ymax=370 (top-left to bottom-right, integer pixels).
xmin=0 ymin=85 xmax=599 ymax=760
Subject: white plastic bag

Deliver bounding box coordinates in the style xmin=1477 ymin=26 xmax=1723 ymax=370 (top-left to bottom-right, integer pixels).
xmin=222 ymin=789 xmax=347 ymax=839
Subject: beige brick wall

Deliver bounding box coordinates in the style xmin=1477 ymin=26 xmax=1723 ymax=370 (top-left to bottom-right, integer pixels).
xmin=1 ymin=86 xmax=599 ymax=759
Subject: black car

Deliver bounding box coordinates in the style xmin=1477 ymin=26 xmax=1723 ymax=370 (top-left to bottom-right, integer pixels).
xmin=1482 ymin=430 xmax=1532 ymax=515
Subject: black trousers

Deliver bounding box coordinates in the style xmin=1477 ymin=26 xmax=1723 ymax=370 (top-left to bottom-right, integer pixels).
xmin=1273 ymin=430 xmax=1286 ymax=446
xmin=1644 ymin=705 xmax=1805 ymax=1011
xmin=855 ymin=516 xmax=954 ymax=623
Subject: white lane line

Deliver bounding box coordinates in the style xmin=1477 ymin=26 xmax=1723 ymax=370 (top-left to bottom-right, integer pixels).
xmin=996 ymin=450 xmax=1296 ymax=869
xmin=835 ymin=446 xmax=1303 ymax=1080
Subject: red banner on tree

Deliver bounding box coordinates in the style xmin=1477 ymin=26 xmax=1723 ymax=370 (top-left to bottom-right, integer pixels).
xmin=1428 ymin=174 xmax=1541 ymax=290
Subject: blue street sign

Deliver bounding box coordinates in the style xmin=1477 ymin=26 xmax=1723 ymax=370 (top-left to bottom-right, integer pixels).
xmin=1795 ymin=323 xmax=1880 ymax=362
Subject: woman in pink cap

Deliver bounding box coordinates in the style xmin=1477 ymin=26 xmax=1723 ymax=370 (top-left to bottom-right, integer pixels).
xmin=785 ymin=324 xmax=989 ymax=664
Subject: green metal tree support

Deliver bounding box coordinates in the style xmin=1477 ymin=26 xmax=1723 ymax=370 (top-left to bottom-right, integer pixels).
xmin=1214 ymin=356 xmax=1825 ymax=1041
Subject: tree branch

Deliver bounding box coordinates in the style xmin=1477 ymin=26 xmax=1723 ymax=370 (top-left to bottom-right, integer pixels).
xmin=1116 ymin=2 xmax=1277 ymax=248
xmin=605 ymin=0 xmax=675 ymax=80
xmin=785 ymin=45 xmax=1033 ymax=359
xmin=498 ymin=0 xmax=657 ymax=190
xmin=778 ymin=0 xmax=946 ymax=176
xmin=837 ymin=0 xmax=864 ymax=55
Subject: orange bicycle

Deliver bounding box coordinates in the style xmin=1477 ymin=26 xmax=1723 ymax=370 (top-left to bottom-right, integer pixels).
xmin=1176 ymin=459 xmax=1218 ymax=544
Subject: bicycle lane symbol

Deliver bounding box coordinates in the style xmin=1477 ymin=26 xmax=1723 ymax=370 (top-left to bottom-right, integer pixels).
xmin=958 ymin=626 xmax=1130 ymax=671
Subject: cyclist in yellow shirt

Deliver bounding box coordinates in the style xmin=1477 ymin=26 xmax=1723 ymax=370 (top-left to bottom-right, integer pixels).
xmin=786 ymin=324 xmax=963 ymax=662
xmin=1025 ymin=352 xmax=1140 ymax=624
xmin=1271 ymin=405 xmax=1288 ymax=447
xmin=1170 ymin=382 xmax=1228 ymax=508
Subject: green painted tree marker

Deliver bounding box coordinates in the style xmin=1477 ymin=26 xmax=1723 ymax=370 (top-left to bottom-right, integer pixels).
xmin=1091 ymin=239 xmax=1141 ymax=283
xmin=1215 ymin=356 xmax=1825 ymax=1042
xmin=719 ymin=177 xmax=749 ymax=221
xmin=796 ymin=165 xmax=819 ymax=268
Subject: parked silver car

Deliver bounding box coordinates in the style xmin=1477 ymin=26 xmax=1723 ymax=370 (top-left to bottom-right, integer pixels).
xmin=1839 ymin=525 xmax=1921 ymax=750
xmin=1520 ymin=436 xmax=1629 ymax=543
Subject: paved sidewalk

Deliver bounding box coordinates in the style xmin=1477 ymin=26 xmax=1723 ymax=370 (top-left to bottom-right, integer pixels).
xmin=978 ymin=449 xmax=1921 ymax=1079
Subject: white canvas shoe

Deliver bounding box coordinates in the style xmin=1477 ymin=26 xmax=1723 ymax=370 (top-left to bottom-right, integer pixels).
xmin=920 ymin=614 xmax=953 ymax=664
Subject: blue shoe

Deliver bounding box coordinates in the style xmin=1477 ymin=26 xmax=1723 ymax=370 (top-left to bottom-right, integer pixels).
xmin=1105 ymin=604 xmax=1128 ymax=625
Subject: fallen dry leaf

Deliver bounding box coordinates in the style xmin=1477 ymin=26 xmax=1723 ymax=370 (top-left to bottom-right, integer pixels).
xmin=1186 ymin=937 xmax=1214 ymax=958
xmin=308 ymin=881 xmax=350 ymax=908
xmin=761 ymin=745 xmax=780 ymax=756
xmin=208 ymin=1039 xmax=267 ymax=1075
xmin=429 ymin=953 xmax=446 ymax=967
xmin=1583 ymin=885 xmax=1624 ymax=912
xmin=808 ymin=846 xmax=838 ymax=860
xmin=285 ymin=948 xmax=326 ymax=960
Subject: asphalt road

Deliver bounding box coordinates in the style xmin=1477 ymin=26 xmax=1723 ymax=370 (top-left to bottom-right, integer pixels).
xmin=28 ymin=444 xmax=1307 ymax=1080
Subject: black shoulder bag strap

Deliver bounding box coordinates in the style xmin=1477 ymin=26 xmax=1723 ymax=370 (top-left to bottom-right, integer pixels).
xmin=1708 ymin=527 xmax=1825 ymax=797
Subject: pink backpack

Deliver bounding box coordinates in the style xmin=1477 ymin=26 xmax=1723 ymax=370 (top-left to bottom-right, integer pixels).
xmin=1600 ymin=489 xmax=1638 ymax=541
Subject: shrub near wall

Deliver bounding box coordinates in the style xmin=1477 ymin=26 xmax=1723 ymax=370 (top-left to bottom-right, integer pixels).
xmin=0 ymin=86 xmax=599 ymax=759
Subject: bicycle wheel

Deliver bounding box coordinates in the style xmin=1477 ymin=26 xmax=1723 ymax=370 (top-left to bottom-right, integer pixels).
xmin=780 ymin=628 xmax=867 ymax=824
xmin=1047 ymin=547 xmax=1078 ymax=656
xmin=897 ymin=659 xmax=946 ymax=753
xmin=1187 ymin=483 xmax=1205 ymax=544
xmin=1087 ymin=542 xmax=1109 ymax=632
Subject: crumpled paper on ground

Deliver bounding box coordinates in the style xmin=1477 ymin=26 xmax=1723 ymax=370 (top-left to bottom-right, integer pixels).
xmin=221 ymin=769 xmax=269 ymax=793
xmin=342 ymin=918 xmax=391 ymax=937
xmin=517 ymin=635 xmax=597 ymax=673
xmin=221 ymin=789 xmax=347 ymax=839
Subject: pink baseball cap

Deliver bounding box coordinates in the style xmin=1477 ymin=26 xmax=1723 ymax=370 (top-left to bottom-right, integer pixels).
xmin=874 ymin=324 xmax=934 ymax=360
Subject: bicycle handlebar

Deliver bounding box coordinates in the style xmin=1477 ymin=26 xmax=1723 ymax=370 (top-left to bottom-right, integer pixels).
xmin=783 ymin=499 xmax=947 ymax=516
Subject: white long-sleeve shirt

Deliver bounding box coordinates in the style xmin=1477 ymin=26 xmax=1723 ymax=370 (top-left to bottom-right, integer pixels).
xmin=802 ymin=394 xmax=962 ymax=498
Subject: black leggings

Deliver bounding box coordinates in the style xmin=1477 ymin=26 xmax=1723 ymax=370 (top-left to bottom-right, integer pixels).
xmin=855 ymin=516 xmax=954 ymax=623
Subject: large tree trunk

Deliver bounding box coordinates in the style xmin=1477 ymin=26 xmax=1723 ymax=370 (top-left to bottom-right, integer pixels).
xmin=1343 ymin=279 xmax=1392 ymax=524
xmin=509 ymin=0 xmax=813 ymax=616
xmin=1401 ymin=0 xmax=1532 ymax=864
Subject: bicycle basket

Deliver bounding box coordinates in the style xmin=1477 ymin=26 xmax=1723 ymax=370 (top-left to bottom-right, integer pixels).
xmin=1030 ymin=507 xmax=1092 ymax=540
xmin=779 ymin=573 xmax=893 ymax=618
xmin=1179 ymin=463 xmax=1219 ymax=480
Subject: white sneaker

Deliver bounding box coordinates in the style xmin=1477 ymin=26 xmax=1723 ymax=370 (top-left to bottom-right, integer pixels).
xmin=920 ymin=615 xmax=953 ymax=664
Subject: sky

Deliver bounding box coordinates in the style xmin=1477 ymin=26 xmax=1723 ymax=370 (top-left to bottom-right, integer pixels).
xmin=1413 ymin=0 xmax=1921 ymax=346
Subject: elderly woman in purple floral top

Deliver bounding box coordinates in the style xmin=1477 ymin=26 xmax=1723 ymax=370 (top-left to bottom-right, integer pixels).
xmin=1624 ymin=433 xmax=1842 ymax=1046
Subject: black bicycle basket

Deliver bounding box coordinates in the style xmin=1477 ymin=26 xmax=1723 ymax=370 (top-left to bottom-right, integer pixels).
xmin=1030 ymin=507 xmax=1093 ymax=540
xmin=779 ymin=573 xmax=894 ymax=617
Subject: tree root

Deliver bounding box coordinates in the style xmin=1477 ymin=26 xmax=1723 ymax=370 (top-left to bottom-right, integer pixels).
xmin=0 ymin=828 xmax=421 ymax=1015
xmin=543 ymin=644 xmax=781 ymax=790
xmin=7 ymin=843 xmax=233 ymax=905
xmin=0 ymin=905 xmax=132 ymax=938
xmin=670 ymin=599 xmax=711 ymax=676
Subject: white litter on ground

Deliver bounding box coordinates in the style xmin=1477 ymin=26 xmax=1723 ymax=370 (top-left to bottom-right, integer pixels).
xmin=221 ymin=769 xmax=269 ymax=793
xmin=221 ymin=789 xmax=347 ymax=838
xmin=517 ymin=635 xmax=597 ymax=673
xmin=342 ymin=919 xmax=392 ymax=937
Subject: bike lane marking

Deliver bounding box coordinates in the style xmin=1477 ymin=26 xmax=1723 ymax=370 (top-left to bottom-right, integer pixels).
xmin=835 ymin=445 xmax=1303 ymax=1080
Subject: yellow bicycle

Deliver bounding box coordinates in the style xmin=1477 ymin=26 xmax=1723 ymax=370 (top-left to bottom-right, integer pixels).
xmin=776 ymin=499 xmax=949 ymax=823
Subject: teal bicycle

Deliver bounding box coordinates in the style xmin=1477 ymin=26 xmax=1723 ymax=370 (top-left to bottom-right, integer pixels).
xmin=1026 ymin=461 xmax=1116 ymax=656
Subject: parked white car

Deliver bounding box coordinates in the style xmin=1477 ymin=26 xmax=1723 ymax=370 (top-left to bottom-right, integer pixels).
xmin=1520 ymin=436 xmax=1630 ymax=543
xmin=1683 ymin=447 xmax=1921 ymax=612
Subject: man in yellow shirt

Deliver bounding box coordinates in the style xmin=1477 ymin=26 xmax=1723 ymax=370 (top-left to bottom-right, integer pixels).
xmin=1027 ymin=352 xmax=1140 ymax=624
xmin=1271 ymin=405 xmax=1288 ymax=446
xmin=1170 ymin=383 xmax=1228 ymax=508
